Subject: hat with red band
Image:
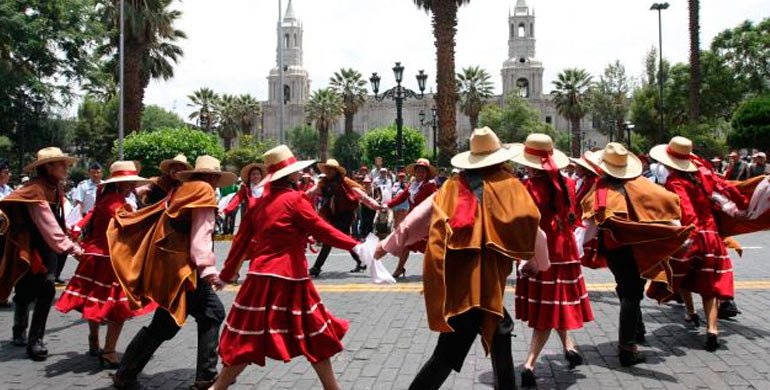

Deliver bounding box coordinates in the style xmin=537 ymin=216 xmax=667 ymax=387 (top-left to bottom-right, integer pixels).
xmin=101 ymin=161 xmax=150 ymax=185
xmin=649 ymin=136 xmax=698 ymax=173
xmin=259 ymin=145 xmax=316 ymax=185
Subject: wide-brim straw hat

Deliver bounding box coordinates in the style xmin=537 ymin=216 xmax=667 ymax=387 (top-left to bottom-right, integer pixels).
xmin=590 ymin=142 xmax=643 ymax=179
xmin=159 ymin=154 xmax=193 ymax=174
xmin=101 ymin=161 xmax=151 ymax=185
xmin=649 ymin=136 xmax=698 ymax=173
xmin=569 ymin=151 xmax=598 ymax=175
xmin=240 ymin=162 xmax=265 ymax=184
xmin=406 ymin=158 xmax=438 ymax=177
xmin=450 ymin=127 xmax=517 ymax=170
xmin=260 ymin=145 xmax=315 ymax=185
xmin=509 ymin=133 xmax=570 ymax=170
xmin=24 ymin=147 xmax=79 ymax=173
xmin=176 ymin=155 xmax=238 ymax=188
xmin=318 ymin=159 xmax=347 ymax=176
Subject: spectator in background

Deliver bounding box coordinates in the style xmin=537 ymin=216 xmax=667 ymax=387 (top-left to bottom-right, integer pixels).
xmin=373 ymin=168 xmax=393 ymax=203
xmin=391 ymin=172 xmax=409 ymax=228
xmin=435 ymin=167 xmax=448 ymax=188
xmin=0 ymin=161 xmax=13 ymax=199
xmin=358 ymin=177 xmax=377 ymax=238
xmin=749 ymin=152 xmax=767 ymax=178
xmin=710 ymin=157 xmax=723 ymax=174
xmin=724 ymin=151 xmax=750 ymax=181
xmin=72 ymin=162 xmax=103 ymax=217
xmin=369 ymin=156 xmax=387 ymax=182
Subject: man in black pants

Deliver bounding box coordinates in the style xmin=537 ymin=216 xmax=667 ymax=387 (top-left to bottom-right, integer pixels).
xmin=0 ymin=147 xmax=83 ymax=361
xmin=108 ymin=156 xmax=232 ymax=390
xmin=603 ymin=243 xmax=647 ymax=365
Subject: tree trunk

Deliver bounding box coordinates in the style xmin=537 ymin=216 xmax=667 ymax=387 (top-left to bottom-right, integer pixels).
xmin=469 ymin=113 xmax=479 ymax=132
xmin=688 ymin=0 xmax=701 ymax=121
xmin=318 ymin=126 xmax=329 ymax=161
xmin=223 ymin=136 xmax=233 ymax=151
xmin=344 ymin=112 xmax=354 ymax=135
xmin=124 ymin=42 xmax=145 ymax=133
xmin=432 ymin=0 xmax=459 ymax=167
xmin=571 ymin=118 xmax=581 ymax=157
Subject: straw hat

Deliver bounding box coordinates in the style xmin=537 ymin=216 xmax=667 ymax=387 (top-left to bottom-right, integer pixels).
xmin=590 ymin=142 xmax=643 ymax=179
xmin=239 ymin=162 xmax=265 ymax=184
xmin=569 ymin=151 xmax=598 ymax=175
xmin=318 ymin=159 xmax=347 ymax=176
xmin=101 ymin=161 xmax=150 ymax=185
xmin=450 ymin=127 xmax=516 ymax=170
xmin=649 ymin=136 xmax=698 ymax=173
xmin=406 ymin=158 xmax=438 ymax=177
xmin=176 ymin=155 xmax=238 ymax=188
xmin=261 ymin=145 xmax=316 ymax=184
xmin=509 ymin=133 xmax=570 ymax=170
xmin=24 ymin=147 xmax=79 ymax=173
xmin=159 ymin=154 xmax=193 ymax=174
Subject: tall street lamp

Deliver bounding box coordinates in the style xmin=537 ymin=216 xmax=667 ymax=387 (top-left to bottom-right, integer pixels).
xmin=650 ymin=2 xmax=669 ymax=144
xmin=419 ymin=107 xmax=437 ymax=162
xmin=370 ymin=62 xmax=428 ymax=168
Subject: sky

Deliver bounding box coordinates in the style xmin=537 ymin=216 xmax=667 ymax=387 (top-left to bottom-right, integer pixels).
xmin=142 ymin=0 xmax=770 ymax=120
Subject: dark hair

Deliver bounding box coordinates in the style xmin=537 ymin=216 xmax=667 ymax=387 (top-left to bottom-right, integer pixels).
xmin=89 ymin=162 xmax=103 ymax=170
xmin=36 ymin=166 xmax=47 ymax=177
xmin=0 ymin=160 xmax=9 ymax=171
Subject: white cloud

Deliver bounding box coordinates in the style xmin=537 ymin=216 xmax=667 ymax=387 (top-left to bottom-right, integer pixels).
xmin=143 ymin=0 xmax=770 ymax=119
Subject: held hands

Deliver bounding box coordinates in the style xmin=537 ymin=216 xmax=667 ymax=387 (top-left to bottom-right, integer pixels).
xmin=205 ymin=274 xmax=227 ymax=291
xmin=518 ymin=260 xmax=538 ymax=278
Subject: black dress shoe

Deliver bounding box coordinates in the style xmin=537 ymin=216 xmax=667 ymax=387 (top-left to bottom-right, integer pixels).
xmin=350 ymin=264 xmax=367 ymax=273
xmin=12 ymin=331 xmax=27 ymax=347
xmin=718 ymin=300 xmax=740 ymax=319
xmin=705 ymin=333 xmax=719 ymax=352
xmin=27 ymin=339 xmax=48 ymax=361
xmin=685 ymin=313 xmax=701 ymax=327
xmin=521 ymin=368 xmax=536 ymax=387
xmin=565 ymin=349 xmax=584 ymax=369
xmin=618 ymin=348 xmax=645 ymax=367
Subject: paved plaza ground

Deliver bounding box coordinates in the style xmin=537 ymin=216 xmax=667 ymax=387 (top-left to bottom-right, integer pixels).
xmin=3 ymin=231 xmax=770 ymax=389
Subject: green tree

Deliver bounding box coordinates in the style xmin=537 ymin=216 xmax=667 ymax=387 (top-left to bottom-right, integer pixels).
xmin=712 ymin=18 xmax=770 ymax=94
xmin=479 ymin=93 xmax=553 ymax=143
xmin=456 ymin=66 xmax=494 ymax=131
xmin=120 ymin=127 xmax=224 ymax=177
xmin=306 ymin=88 xmax=344 ymax=161
xmin=214 ymin=94 xmax=241 ymax=151
xmin=73 ymin=96 xmax=118 ymax=163
xmin=728 ymin=95 xmax=770 ymax=151
xmin=590 ymin=61 xmax=632 ymax=142
xmin=234 ymin=94 xmax=262 ymax=136
xmin=552 ymin=68 xmax=593 ymax=156
xmin=142 ymin=104 xmax=184 ymax=132
xmin=329 ymin=68 xmax=368 ymax=135
xmin=360 ymin=124 xmax=426 ymax=169
xmin=187 ymin=87 xmax=219 ymax=131
xmin=224 ymin=135 xmax=274 ymax=171
xmin=412 ymin=0 xmax=472 ymax=166
xmin=98 ymin=0 xmax=186 ymax=133
xmin=332 ymin=133 xmax=362 ymax=171
xmin=287 ymin=125 xmax=320 ymax=160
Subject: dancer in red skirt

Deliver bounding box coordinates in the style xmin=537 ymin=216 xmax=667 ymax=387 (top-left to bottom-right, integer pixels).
xmin=650 ymin=136 xmax=748 ymax=351
xmin=56 ymin=161 xmax=155 ymax=367
xmin=510 ymin=134 xmax=594 ymax=387
xmin=212 ymin=145 xmax=365 ymax=390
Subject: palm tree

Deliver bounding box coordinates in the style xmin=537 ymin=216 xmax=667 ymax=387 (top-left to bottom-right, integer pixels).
xmin=413 ymin=0 xmax=471 ymax=166
xmin=214 ymin=94 xmax=240 ymax=151
xmin=552 ymin=68 xmax=593 ymax=157
xmin=688 ymin=0 xmax=701 ymax=120
xmin=235 ymin=94 xmax=262 ymax=136
xmin=329 ymin=68 xmax=368 ymax=135
xmin=306 ymin=88 xmax=344 ymax=161
xmin=457 ymin=66 xmax=494 ymax=131
xmin=100 ymin=0 xmax=186 ymax=133
xmin=187 ymin=87 xmax=219 ymax=131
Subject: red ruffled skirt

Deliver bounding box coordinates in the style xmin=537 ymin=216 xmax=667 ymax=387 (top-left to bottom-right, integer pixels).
xmin=669 ymin=230 xmax=734 ymax=299
xmin=219 ymin=273 xmax=348 ymax=367
xmin=515 ymin=258 xmax=594 ymax=330
xmin=56 ymin=254 xmax=155 ymax=322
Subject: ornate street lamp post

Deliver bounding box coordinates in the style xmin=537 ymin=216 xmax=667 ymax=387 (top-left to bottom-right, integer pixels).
xmin=370 ymin=62 xmax=428 ymax=168
xmin=419 ymin=107 xmax=438 ymax=162
xmin=650 ymin=2 xmax=669 ymax=143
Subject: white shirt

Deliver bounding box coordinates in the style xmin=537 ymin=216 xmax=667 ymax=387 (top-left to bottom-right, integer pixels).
xmin=373 ymin=176 xmax=393 ymax=202
xmin=73 ymin=179 xmax=101 ymax=215
xmin=251 ymin=183 xmax=264 ymax=198
xmin=0 ymin=184 xmax=12 ymax=200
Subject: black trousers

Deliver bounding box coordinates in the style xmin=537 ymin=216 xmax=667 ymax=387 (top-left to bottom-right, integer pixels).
xmin=13 ymin=248 xmax=59 ymax=343
xmin=604 ymin=244 xmax=646 ymax=347
xmin=119 ymin=281 xmax=225 ymax=382
xmin=433 ymin=308 xmax=514 ymax=372
xmin=311 ymin=211 xmax=361 ymax=270
xmin=359 ymin=208 xmax=376 ymax=238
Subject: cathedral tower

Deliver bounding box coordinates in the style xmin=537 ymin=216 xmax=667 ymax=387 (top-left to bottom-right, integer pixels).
xmin=501 ymin=0 xmax=544 ymax=99
xmin=268 ymin=0 xmax=310 ymax=105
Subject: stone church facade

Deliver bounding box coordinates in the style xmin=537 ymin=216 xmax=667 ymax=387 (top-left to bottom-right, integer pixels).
xmin=260 ymin=0 xmax=602 ymax=153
